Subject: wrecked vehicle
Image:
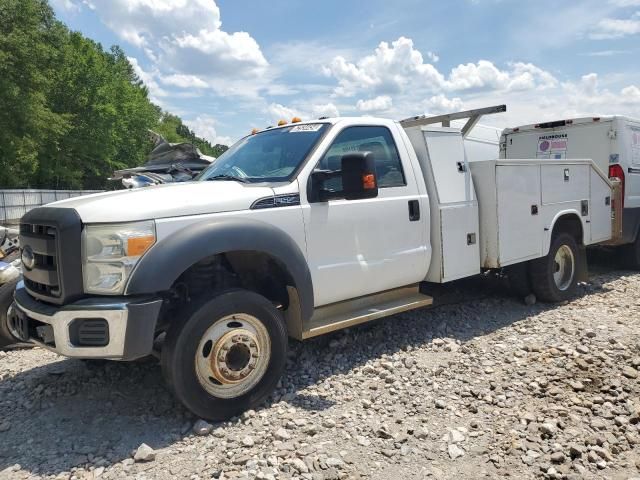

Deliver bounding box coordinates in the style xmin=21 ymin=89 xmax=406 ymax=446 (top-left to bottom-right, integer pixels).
xmin=110 ymin=133 xmax=215 ymax=188
xmin=0 ymin=226 xmax=21 ymax=348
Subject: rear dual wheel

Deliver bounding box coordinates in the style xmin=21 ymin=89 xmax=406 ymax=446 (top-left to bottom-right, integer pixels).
xmin=621 ymin=233 xmax=640 ymax=269
xmin=161 ymin=289 xmax=287 ymax=421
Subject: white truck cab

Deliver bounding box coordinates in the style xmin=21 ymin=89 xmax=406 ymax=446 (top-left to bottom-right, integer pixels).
xmin=8 ymin=106 xmax=614 ymax=420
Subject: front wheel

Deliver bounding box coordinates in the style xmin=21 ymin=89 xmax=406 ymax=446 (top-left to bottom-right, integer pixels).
xmin=0 ymin=278 xmax=20 ymax=349
xmin=161 ymin=289 xmax=288 ymax=421
xmin=529 ymin=233 xmax=580 ymax=302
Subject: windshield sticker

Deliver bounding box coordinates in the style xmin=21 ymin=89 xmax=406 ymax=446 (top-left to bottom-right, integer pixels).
xmin=537 ymin=134 xmax=567 ymax=159
xmin=631 ymin=127 xmax=640 ymax=165
xmin=290 ymin=124 xmax=323 ymax=132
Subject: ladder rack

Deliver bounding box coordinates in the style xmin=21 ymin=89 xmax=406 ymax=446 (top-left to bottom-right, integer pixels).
xmin=400 ymin=104 xmax=506 ymax=138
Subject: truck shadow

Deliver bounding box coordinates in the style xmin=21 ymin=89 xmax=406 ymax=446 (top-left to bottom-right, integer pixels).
xmin=0 ymin=256 xmax=633 ymax=477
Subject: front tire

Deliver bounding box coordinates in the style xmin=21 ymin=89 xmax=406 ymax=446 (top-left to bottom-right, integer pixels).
xmin=161 ymin=289 xmax=288 ymax=421
xmin=0 ymin=278 xmax=20 ymax=349
xmin=529 ymin=233 xmax=579 ymax=302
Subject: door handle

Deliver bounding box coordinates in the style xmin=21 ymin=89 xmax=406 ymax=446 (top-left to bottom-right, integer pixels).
xmin=408 ymin=200 xmax=420 ymax=221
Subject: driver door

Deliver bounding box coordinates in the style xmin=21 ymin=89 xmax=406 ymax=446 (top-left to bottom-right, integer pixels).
xmin=302 ymin=125 xmax=428 ymax=307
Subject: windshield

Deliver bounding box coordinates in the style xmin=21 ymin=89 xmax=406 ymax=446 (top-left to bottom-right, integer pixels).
xmin=197 ymin=123 xmax=330 ymax=183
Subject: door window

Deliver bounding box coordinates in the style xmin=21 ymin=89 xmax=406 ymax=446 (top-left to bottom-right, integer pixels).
xmin=316 ymin=126 xmax=406 ymax=190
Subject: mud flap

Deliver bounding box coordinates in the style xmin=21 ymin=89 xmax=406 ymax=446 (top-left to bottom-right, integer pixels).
xmin=577 ymin=245 xmax=588 ymax=282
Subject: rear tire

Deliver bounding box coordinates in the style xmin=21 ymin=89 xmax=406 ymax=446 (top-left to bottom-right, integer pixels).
xmin=161 ymin=289 xmax=288 ymax=421
xmin=529 ymin=233 xmax=579 ymax=302
xmin=506 ymin=262 xmax=532 ymax=298
xmin=0 ymin=278 xmax=20 ymax=349
xmin=621 ymin=233 xmax=640 ymax=270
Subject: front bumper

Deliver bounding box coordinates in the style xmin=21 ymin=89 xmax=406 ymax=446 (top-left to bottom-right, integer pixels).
xmin=8 ymin=283 xmax=163 ymax=360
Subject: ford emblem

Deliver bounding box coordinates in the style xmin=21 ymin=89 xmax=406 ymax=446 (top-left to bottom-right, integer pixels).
xmin=21 ymin=245 xmax=35 ymax=270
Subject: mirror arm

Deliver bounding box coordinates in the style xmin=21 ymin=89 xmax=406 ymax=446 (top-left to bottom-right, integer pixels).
xmin=313 ymin=169 xmax=341 ymax=180
xmin=310 ymin=169 xmax=343 ymax=203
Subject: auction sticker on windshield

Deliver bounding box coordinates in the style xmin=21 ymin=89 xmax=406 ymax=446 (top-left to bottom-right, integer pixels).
xmin=290 ymin=124 xmax=324 ymax=132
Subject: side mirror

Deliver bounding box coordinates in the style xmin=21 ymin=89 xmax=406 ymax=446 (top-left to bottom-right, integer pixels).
xmin=310 ymin=151 xmax=379 ymax=202
xmin=341 ymin=152 xmax=378 ymax=200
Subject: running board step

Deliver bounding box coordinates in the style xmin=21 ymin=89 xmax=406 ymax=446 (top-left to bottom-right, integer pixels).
xmin=302 ymin=286 xmax=433 ymax=339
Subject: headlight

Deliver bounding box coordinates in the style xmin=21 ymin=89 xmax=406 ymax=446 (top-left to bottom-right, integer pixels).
xmin=82 ymin=221 xmax=156 ymax=294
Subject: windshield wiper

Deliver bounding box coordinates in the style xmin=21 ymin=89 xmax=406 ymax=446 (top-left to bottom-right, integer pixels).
xmin=206 ymin=174 xmax=250 ymax=183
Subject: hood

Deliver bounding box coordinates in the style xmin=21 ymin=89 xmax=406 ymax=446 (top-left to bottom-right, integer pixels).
xmin=49 ymin=181 xmax=275 ymax=223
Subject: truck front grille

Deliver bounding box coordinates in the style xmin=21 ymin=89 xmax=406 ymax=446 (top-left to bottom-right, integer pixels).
xmin=21 ymin=223 xmax=61 ymax=300
xmin=20 ymin=207 xmax=84 ymax=305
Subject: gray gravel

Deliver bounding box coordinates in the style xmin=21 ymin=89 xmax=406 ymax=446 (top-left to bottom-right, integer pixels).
xmin=1 ymin=264 xmax=640 ymax=479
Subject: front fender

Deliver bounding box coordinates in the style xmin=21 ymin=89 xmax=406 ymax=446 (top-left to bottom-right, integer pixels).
xmin=126 ymin=218 xmax=314 ymax=321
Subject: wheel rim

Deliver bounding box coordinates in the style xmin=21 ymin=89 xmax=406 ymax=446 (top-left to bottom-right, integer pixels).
xmin=553 ymin=244 xmax=575 ymax=291
xmin=195 ymin=313 xmax=271 ymax=399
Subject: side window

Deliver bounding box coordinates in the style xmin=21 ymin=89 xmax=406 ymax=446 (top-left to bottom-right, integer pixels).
xmin=316 ymin=126 xmax=406 ymax=189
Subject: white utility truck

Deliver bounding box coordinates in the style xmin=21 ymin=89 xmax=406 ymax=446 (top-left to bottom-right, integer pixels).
xmin=501 ymin=115 xmax=638 ymax=263
xmin=8 ymin=105 xmax=614 ymax=420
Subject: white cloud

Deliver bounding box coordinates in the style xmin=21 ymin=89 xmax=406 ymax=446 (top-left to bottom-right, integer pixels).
xmin=622 ymin=85 xmax=640 ymax=103
xmin=161 ymin=74 xmax=209 ymax=89
xmin=582 ymin=49 xmax=632 ymax=56
xmin=50 ymin=0 xmax=81 ymax=11
xmin=609 ymin=0 xmax=640 ymax=6
xmin=324 ymin=37 xmax=446 ymax=97
xmin=128 ymin=56 xmax=168 ymax=102
xmin=356 ymin=95 xmax=393 ymax=112
xmin=590 ymin=11 xmax=640 ymax=38
xmin=267 ymin=103 xmax=299 ymax=123
xmin=312 ymin=103 xmax=340 ymax=118
xmin=447 ymin=60 xmax=509 ymax=90
xmin=80 ymin=0 xmax=268 ymax=93
xmin=424 ymin=94 xmax=463 ymax=113
xmin=265 ymin=102 xmax=340 ymax=123
xmin=184 ymin=115 xmax=233 ymax=147
xmin=447 ymin=61 xmax=557 ymax=91
xmin=324 ymin=37 xmax=557 ymax=99
xmin=427 ymin=51 xmax=440 ymax=63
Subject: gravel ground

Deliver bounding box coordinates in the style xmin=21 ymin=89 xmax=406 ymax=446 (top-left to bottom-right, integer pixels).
xmin=1 ymin=262 xmax=639 ymax=480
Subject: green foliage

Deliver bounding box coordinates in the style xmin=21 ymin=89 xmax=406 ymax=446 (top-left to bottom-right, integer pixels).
xmin=0 ymin=0 xmax=227 ymax=189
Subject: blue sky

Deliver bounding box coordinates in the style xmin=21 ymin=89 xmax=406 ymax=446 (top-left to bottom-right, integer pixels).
xmin=51 ymin=0 xmax=640 ymax=146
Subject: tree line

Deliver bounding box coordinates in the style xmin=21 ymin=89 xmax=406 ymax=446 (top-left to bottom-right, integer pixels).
xmin=0 ymin=0 xmax=228 ymax=190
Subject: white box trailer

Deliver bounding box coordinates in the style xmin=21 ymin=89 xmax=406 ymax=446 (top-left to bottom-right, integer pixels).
xmin=501 ymin=116 xmax=640 ymax=255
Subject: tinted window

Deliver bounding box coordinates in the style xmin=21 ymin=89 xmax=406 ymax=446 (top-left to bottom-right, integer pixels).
xmin=316 ymin=126 xmax=406 ymax=189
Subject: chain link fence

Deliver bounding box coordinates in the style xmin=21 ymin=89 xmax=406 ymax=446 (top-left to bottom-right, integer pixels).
xmin=0 ymin=189 xmax=102 ymax=225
